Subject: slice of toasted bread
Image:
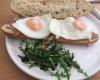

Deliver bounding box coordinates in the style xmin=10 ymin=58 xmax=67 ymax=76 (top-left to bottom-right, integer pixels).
xmin=1 ymin=24 xmax=26 ymax=39
xmin=56 ymin=32 xmax=99 ymax=46
xmin=1 ymin=24 xmax=99 ymax=46
xmin=10 ymin=0 xmax=93 ymax=19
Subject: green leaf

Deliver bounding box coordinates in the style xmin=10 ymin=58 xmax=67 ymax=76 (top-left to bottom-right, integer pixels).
xmin=19 ymin=35 xmax=88 ymax=80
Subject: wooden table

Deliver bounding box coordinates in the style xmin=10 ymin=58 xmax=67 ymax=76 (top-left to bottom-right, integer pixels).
xmin=0 ymin=0 xmax=100 ymax=80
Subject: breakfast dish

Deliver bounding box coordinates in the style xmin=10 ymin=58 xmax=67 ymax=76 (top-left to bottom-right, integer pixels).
xmin=6 ymin=15 xmax=100 ymax=80
xmin=1 ymin=0 xmax=100 ymax=80
xmin=3 ymin=0 xmax=98 ymax=46
xmin=2 ymin=15 xmax=99 ymax=46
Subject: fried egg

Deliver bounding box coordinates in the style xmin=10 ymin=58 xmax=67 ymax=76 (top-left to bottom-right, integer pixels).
xmin=50 ymin=17 xmax=92 ymax=40
xmin=12 ymin=14 xmax=52 ymax=39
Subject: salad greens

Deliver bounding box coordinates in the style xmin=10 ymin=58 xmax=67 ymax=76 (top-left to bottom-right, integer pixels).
xmin=19 ymin=36 xmax=89 ymax=80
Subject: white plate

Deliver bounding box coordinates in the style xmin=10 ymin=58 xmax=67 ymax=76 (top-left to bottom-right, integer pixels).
xmin=6 ymin=14 xmax=100 ymax=80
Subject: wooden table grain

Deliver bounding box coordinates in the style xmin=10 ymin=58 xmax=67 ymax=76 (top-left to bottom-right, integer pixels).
xmin=0 ymin=0 xmax=100 ymax=80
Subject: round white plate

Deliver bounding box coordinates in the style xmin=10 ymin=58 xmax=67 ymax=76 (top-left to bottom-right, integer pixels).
xmin=6 ymin=14 xmax=100 ymax=80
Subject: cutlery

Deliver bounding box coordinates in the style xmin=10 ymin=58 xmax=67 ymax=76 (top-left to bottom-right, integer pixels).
xmin=90 ymin=3 xmax=100 ymax=20
xmin=88 ymin=0 xmax=100 ymax=3
xmin=91 ymin=8 xmax=100 ymax=20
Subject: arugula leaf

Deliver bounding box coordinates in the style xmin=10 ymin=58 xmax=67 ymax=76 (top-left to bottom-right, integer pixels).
xmin=19 ymin=36 xmax=89 ymax=80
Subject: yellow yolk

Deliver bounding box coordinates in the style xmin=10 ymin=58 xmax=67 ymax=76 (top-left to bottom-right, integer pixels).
xmin=26 ymin=18 xmax=43 ymax=31
xmin=74 ymin=20 xmax=86 ymax=30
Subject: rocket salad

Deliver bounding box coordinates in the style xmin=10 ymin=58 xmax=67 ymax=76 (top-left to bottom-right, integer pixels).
xmin=19 ymin=36 xmax=89 ymax=80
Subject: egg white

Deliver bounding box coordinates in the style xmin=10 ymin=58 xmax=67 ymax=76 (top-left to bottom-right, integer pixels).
xmin=50 ymin=17 xmax=92 ymax=40
xmin=12 ymin=14 xmax=52 ymax=39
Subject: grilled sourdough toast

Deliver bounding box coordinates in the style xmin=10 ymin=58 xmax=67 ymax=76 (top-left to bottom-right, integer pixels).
xmin=1 ymin=24 xmax=99 ymax=46
xmin=10 ymin=0 xmax=93 ymax=19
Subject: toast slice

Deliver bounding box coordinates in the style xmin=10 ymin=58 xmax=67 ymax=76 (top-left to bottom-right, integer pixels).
xmin=10 ymin=0 xmax=93 ymax=19
xmin=56 ymin=32 xmax=99 ymax=46
xmin=1 ymin=24 xmax=26 ymax=39
xmin=1 ymin=24 xmax=99 ymax=46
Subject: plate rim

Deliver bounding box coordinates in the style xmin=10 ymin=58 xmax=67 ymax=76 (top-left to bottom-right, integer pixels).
xmin=5 ymin=14 xmax=100 ymax=80
xmin=5 ymin=36 xmax=100 ymax=80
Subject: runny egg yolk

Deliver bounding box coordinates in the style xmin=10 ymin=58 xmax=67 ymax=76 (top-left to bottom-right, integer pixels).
xmin=74 ymin=20 xmax=86 ymax=30
xmin=26 ymin=18 xmax=43 ymax=31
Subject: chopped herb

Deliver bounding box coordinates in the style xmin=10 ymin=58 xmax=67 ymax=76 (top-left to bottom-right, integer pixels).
xmin=19 ymin=36 xmax=89 ymax=80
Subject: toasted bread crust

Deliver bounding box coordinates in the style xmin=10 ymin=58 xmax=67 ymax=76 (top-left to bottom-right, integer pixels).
xmin=1 ymin=24 xmax=26 ymax=39
xmin=10 ymin=0 xmax=93 ymax=19
xmin=1 ymin=24 xmax=99 ymax=46
xmin=56 ymin=32 xmax=99 ymax=46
